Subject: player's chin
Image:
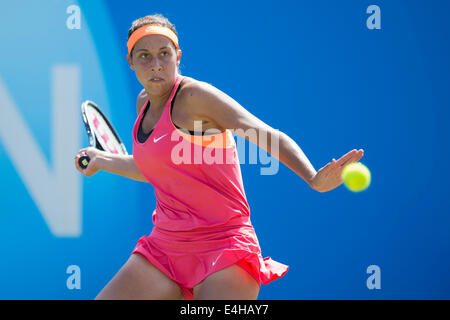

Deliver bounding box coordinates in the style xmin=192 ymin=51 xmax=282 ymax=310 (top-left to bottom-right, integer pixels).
xmin=141 ymin=80 xmax=162 ymax=92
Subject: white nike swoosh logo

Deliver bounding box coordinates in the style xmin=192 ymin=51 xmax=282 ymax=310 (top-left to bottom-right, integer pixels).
xmin=153 ymin=134 xmax=167 ymax=143
xmin=212 ymin=252 xmax=223 ymax=266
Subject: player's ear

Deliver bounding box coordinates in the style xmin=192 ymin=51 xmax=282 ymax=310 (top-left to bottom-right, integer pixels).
xmin=177 ymin=50 xmax=182 ymax=66
xmin=126 ymin=54 xmax=135 ymax=70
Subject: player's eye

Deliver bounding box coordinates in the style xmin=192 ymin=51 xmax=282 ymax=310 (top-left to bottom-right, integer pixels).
xmin=139 ymin=53 xmax=149 ymax=59
xmin=161 ymin=51 xmax=169 ymax=56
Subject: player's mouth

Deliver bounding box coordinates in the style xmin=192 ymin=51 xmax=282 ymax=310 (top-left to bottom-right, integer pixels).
xmin=149 ymin=77 xmax=164 ymax=83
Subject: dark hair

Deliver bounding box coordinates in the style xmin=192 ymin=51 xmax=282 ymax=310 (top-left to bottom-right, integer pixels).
xmin=128 ymin=14 xmax=178 ymax=56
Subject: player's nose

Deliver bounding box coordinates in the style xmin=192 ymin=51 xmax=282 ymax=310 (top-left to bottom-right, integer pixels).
xmin=150 ymin=59 xmax=162 ymax=72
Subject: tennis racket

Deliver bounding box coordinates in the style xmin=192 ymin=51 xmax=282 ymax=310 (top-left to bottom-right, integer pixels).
xmin=79 ymin=100 xmax=128 ymax=170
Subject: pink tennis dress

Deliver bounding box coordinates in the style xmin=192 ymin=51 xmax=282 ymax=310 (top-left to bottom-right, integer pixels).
xmin=131 ymin=75 xmax=288 ymax=299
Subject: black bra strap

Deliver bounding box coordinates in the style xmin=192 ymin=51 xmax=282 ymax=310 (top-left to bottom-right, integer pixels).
xmin=171 ymin=79 xmax=207 ymax=136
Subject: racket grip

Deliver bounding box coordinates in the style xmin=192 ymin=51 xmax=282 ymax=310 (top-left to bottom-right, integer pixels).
xmin=79 ymin=155 xmax=91 ymax=170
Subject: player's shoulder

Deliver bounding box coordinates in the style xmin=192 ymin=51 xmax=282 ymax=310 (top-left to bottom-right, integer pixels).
xmin=136 ymin=89 xmax=148 ymax=115
xmin=178 ymin=76 xmax=220 ymax=106
xmin=135 ymin=76 xmax=218 ymax=115
xmin=180 ymin=76 xmax=215 ymax=93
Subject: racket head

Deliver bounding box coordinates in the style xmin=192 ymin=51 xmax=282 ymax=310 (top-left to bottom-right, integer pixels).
xmin=80 ymin=100 xmax=128 ymax=155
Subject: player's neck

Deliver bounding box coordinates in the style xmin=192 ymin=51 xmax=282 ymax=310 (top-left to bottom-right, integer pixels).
xmin=145 ymin=90 xmax=172 ymax=112
xmin=144 ymin=76 xmax=180 ymax=111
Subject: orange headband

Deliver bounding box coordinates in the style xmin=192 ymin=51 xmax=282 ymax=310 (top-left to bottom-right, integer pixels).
xmin=127 ymin=25 xmax=180 ymax=55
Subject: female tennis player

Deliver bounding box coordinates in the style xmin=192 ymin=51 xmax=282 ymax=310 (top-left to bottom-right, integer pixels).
xmin=74 ymin=14 xmax=364 ymax=300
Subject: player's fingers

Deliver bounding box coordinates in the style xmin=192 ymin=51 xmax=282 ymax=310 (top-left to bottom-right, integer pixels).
xmin=338 ymin=149 xmax=362 ymax=166
xmin=356 ymin=149 xmax=364 ymax=160
xmin=345 ymin=149 xmax=364 ymax=165
xmin=76 ymin=149 xmax=89 ymax=160
xmin=74 ymin=151 xmax=93 ymax=175
xmin=324 ymin=159 xmax=336 ymax=170
xmin=339 ymin=158 xmax=356 ymax=168
xmin=339 ymin=153 xmax=364 ymax=168
xmin=83 ymin=157 xmax=97 ymax=176
xmin=338 ymin=149 xmax=357 ymax=163
xmin=78 ymin=146 xmax=95 ymax=157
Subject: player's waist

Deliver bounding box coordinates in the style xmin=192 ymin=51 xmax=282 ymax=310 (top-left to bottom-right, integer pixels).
xmin=152 ymin=219 xmax=255 ymax=242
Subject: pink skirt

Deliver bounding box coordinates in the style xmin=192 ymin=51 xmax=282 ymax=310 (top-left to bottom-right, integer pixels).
xmin=132 ymin=225 xmax=289 ymax=299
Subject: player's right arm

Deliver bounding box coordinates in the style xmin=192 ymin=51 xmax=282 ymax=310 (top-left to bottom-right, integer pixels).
xmin=74 ymin=90 xmax=149 ymax=182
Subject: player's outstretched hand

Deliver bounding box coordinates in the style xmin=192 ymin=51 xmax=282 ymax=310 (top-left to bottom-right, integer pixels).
xmin=310 ymin=149 xmax=364 ymax=193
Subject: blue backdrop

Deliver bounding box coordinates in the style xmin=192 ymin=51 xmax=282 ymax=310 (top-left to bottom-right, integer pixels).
xmin=0 ymin=0 xmax=449 ymax=299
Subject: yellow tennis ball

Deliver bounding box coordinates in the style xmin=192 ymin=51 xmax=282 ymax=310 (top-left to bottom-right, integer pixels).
xmin=341 ymin=162 xmax=371 ymax=192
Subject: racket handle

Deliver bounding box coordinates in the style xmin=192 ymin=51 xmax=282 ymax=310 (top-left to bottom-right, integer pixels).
xmin=79 ymin=155 xmax=90 ymax=170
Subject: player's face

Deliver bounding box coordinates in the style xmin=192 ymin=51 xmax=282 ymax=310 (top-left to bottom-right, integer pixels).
xmin=127 ymin=35 xmax=180 ymax=95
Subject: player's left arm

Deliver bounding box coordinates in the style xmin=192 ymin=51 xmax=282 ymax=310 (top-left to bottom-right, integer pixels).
xmin=184 ymin=81 xmax=321 ymax=190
